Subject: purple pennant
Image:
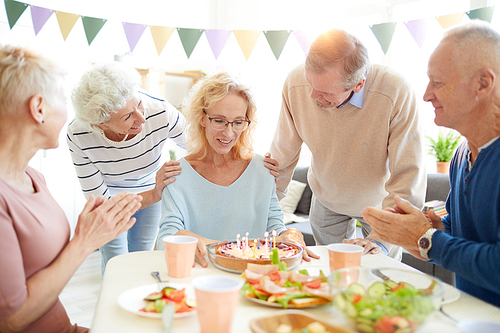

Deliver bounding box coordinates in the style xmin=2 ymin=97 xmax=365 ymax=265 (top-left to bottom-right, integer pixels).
xmin=31 ymin=5 xmax=53 ymax=36
xmin=205 ymin=29 xmax=231 ymax=59
xmin=404 ymin=18 xmax=431 ymax=48
xmin=123 ymin=22 xmax=147 ymax=52
xmin=293 ymin=30 xmax=314 ymax=54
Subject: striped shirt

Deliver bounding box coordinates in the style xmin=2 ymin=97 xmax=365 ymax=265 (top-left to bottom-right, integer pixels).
xmin=67 ymin=91 xmax=187 ymax=199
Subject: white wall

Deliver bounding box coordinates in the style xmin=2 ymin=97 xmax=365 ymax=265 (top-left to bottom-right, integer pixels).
xmin=0 ymin=0 xmax=494 ymax=232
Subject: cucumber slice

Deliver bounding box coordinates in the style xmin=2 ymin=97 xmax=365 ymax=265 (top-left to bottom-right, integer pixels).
xmin=154 ymin=299 xmax=167 ymax=313
xmin=347 ymin=283 xmax=366 ymax=295
xmin=356 ymin=322 xmax=375 ymax=333
xmin=356 ymin=317 xmax=374 ymax=326
xmin=144 ymin=292 xmax=163 ymax=301
xmin=368 ymin=282 xmax=386 ymax=298
xmin=161 ymin=287 xmax=176 ymax=297
xmin=384 ymin=279 xmax=398 ymax=290
xmin=345 ymin=301 xmax=358 ymax=319
xmin=333 ymin=294 xmax=347 ymax=311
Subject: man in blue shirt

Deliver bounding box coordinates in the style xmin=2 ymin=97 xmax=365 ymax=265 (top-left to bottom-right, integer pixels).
xmin=361 ymin=20 xmax=500 ymax=306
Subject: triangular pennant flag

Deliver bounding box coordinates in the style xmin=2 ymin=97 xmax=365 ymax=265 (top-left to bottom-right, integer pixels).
xmin=55 ymin=11 xmax=80 ymax=41
xmin=293 ymin=30 xmax=315 ymax=54
xmin=467 ymin=7 xmax=494 ymax=23
xmin=123 ymin=22 xmax=147 ymax=52
xmin=150 ymin=26 xmax=175 ymax=56
xmin=436 ymin=13 xmax=465 ymax=29
xmin=233 ymin=30 xmax=261 ymax=60
xmin=30 ymin=5 xmax=53 ymax=36
xmin=205 ymin=29 xmax=231 ymax=60
xmin=81 ymin=16 xmax=107 ymax=46
xmin=404 ymin=18 xmax=431 ymax=48
xmin=4 ymin=0 xmax=28 ymax=29
xmin=370 ymin=22 xmax=397 ymax=54
xmin=177 ymin=28 xmax=204 ymax=58
xmin=264 ymin=30 xmax=291 ymax=60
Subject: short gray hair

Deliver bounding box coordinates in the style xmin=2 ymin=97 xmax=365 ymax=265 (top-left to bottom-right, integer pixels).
xmin=306 ymin=29 xmax=370 ymax=90
xmin=442 ymin=20 xmax=500 ymax=75
xmin=71 ymin=62 xmax=141 ymax=131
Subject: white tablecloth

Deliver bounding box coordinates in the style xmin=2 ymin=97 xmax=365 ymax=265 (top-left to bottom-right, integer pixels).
xmin=90 ymin=246 xmax=500 ymax=332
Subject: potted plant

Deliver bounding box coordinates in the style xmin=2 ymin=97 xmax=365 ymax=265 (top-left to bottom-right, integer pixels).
xmin=426 ymin=130 xmax=462 ymax=174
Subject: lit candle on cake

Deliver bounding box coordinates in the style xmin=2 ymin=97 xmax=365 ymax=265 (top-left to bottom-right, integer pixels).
xmin=264 ymin=231 xmax=269 ymax=250
xmin=236 ymin=234 xmax=241 ymax=249
xmin=252 ymin=239 xmax=257 ymax=258
xmin=272 ymin=230 xmax=276 ymax=248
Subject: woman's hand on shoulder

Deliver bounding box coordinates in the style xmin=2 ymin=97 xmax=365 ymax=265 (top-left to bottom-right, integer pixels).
xmin=264 ymin=153 xmax=279 ymax=181
xmin=153 ymin=161 xmax=182 ymax=201
xmin=73 ymin=192 xmax=142 ymax=254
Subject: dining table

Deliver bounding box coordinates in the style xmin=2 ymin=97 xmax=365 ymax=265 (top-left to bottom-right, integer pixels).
xmin=90 ymin=246 xmax=500 ymax=332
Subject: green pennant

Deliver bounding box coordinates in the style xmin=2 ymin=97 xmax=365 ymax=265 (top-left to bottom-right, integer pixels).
xmin=370 ymin=22 xmax=397 ymax=55
xmin=264 ymin=30 xmax=291 ymax=60
xmin=81 ymin=16 xmax=107 ymax=45
xmin=4 ymin=0 xmax=28 ymax=29
xmin=177 ymin=28 xmax=204 ymax=58
xmin=467 ymin=7 xmax=494 ymax=23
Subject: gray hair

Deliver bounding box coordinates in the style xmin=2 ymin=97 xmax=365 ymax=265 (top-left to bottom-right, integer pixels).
xmin=442 ymin=20 xmax=500 ymax=75
xmin=0 ymin=45 xmax=65 ymax=116
xmin=71 ymin=62 xmax=142 ymax=131
xmin=306 ymin=29 xmax=370 ymax=90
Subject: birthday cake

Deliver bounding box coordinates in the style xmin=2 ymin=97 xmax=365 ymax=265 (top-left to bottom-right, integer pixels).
xmin=207 ymin=240 xmax=303 ymax=273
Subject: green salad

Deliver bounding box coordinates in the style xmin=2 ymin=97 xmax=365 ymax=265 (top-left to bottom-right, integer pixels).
xmin=332 ymin=279 xmax=437 ymax=333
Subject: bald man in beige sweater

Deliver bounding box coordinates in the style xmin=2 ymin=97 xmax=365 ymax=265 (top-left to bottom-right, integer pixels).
xmin=269 ymin=29 xmax=426 ymax=260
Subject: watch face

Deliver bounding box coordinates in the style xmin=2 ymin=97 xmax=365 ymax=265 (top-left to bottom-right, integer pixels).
xmin=419 ymin=238 xmax=430 ymax=250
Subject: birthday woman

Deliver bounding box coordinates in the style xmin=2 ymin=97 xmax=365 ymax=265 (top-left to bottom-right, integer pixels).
xmin=156 ymin=72 xmax=318 ymax=267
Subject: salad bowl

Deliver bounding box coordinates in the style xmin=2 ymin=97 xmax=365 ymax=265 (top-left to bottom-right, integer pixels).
xmin=329 ymin=267 xmax=444 ymax=333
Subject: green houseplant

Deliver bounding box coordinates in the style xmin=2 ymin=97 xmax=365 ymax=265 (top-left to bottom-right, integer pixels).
xmin=426 ymin=130 xmax=462 ymax=173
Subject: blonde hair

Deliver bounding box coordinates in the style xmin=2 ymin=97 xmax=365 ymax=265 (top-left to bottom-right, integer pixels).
xmin=306 ymin=29 xmax=370 ymax=90
xmin=0 ymin=45 xmax=65 ymax=116
xmin=181 ymin=71 xmax=256 ymax=160
xmin=71 ymin=62 xmax=142 ymax=132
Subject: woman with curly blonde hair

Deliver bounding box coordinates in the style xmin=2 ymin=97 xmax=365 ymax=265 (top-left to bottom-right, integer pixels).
xmin=157 ymin=72 xmax=317 ymax=267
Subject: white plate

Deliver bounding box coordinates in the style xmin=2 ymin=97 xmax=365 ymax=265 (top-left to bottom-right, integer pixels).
xmin=441 ymin=286 xmax=460 ymax=305
xmin=244 ymin=295 xmax=328 ymax=309
xmin=117 ymin=283 xmax=196 ymax=319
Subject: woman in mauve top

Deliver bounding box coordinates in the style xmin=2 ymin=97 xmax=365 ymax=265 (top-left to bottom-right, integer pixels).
xmin=0 ymin=46 xmax=142 ymax=333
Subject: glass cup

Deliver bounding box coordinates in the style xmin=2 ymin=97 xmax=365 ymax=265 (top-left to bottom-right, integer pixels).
xmin=191 ymin=275 xmax=244 ymax=333
xmin=162 ymin=235 xmax=198 ymax=278
xmin=327 ymin=243 xmax=363 ymax=271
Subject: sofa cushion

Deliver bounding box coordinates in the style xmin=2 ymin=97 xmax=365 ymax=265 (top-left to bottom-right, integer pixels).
xmin=292 ymin=166 xmax=312 ymax=215
xmin=280 ymin=180 xmax=307 ymax=214
xmin=425 ymin=173 xmax=451 ymax=202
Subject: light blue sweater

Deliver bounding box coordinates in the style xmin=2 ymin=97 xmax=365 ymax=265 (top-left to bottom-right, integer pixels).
xmin=157 ymin=154 xmax=286 ymax=249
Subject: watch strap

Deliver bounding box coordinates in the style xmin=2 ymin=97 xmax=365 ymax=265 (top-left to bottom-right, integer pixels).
xmin=418 ymin=228 xmax=437 ymax=260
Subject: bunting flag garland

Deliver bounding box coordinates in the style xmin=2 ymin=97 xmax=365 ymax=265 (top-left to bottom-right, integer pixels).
xmin=81 ymin=16 xmax=107 ymax=45
xmin=404 ymin=18 xmax=431 ymax=48
xmin=264 ymin=30 xmax=290 ymax=60
xmin=205 ymin=29 xmax=231 ymax=60
xmin=234 ymin=30 xmax=261 ymax=60
xmin=467 ymin=7 xmax=494 ymax=23
xmin=55 ymin=11 xmax=80 ymax=41
xmin=150 ymin=26 xmax=175 ymax=56
xmin=293 ymin=30 xmax=315 ymax=54
xmin=123 ymin=22 xmax=147 ymax=52
xmin=4 ymin=0 xmax=28 ymax=29
xmin=2 ymin=1 xmax=498 ymax=61
xmin=177 ymin=28 xmax=204 ymax=58
xmin=436 ymin=13 xmax=465 ymax=29
xmin=30 ymin=5 xmax=52 ymax=35
xmin=370 ymin=22 xmax=397 ymax=54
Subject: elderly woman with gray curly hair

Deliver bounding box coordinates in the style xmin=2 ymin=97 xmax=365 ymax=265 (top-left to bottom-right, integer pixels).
xmin=67 ymin=62 xmax=187 ymax=274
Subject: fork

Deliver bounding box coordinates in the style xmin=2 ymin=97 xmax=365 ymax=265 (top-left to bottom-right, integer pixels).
xmin=151 ymin=271 xmax=169 ymax=290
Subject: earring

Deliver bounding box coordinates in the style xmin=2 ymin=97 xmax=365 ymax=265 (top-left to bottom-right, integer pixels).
xmin=42 ymin=119 xmax=44 ymax=123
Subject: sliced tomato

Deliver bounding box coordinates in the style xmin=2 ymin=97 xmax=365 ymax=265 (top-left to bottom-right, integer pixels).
xmin=303 ymin=280 xmax=321 ymax=289
xmin=166 ymin=288 xmax=186 ymax=303
xmin=176 ymin=298 xmax=196 ymax=313
xmin=374 ymin=315 xmax=395 ymax=333
xmin=391 ymin=283 xmax=406 ymax=292
xmin=268 ymin=272 xmax=281 ymax=282
xmin=351 ymin=294 xmax=362 ymax=304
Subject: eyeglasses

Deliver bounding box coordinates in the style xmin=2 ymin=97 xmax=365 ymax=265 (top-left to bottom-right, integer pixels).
xmin=203 ymin=110 xmax=251 ymax=132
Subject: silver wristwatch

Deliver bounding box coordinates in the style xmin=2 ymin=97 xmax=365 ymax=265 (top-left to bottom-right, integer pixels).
xmin=418 ymin=228 xmax=437 ymax=260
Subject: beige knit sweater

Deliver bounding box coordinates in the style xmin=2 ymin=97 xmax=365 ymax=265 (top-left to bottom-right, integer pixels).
xmin=270 ymin=64 xmax=426 ymax=217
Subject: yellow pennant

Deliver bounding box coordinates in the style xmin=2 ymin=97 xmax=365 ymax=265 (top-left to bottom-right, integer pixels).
xmin=55 ymin=11 xmax=80 ymax=41
xmin=233 ymin=30 xmax=261 ymax=61
xmin=150 ymin=26 xmax=175 ymax=56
